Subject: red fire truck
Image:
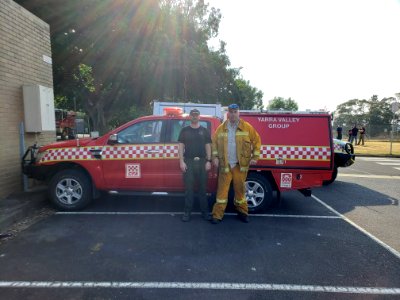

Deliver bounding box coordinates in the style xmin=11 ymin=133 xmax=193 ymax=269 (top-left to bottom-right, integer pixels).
xmin=55 ymin=109 xmax=76 ymax=140
xmin=22 ymin=108 xmax=354 ymax=211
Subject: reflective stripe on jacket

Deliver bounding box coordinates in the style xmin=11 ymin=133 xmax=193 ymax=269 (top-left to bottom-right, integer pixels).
xmin=212 ymin=119 xmax=261 ymax=172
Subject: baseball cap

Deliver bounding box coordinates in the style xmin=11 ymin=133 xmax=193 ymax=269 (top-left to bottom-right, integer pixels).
xmin=189 ymin=108 xmax=200 ymax=115
xmin=228 ymin=103 xmax=239 ymax=110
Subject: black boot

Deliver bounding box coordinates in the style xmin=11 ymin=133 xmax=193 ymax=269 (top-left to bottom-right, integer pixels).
xmin=211 ymin=218 xmax=221 ymax=224
xmin=237 ymin=212 xmax=249 ymax=223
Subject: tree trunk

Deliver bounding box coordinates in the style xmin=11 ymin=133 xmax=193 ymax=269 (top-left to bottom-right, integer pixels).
xmin=85 ymin=92 xmax=108 ymax=135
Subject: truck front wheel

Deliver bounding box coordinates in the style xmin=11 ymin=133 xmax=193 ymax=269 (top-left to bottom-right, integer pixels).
xmin=49 ymin=169 xmax=92 ymax=211
xmin=246 ymin=173 xmax=274 ymax=213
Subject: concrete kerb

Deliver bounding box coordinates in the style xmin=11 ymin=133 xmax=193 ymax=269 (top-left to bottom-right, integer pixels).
xmin=0 ymin=186 xmax=50 ymax=235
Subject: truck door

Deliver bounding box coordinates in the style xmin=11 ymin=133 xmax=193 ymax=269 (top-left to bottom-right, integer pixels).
xmin=102 ymin=120 xmax=166 ymax=190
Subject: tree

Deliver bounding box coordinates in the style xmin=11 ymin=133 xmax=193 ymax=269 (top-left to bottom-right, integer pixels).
xmin=15 ymin=0 xmax=264 ymax=133
xmin=333 ymin=95 xmax=395 ymax=138
xmin=334 ymin=99 xmax=369 ymax=129
xmin=267 ymin=97 xmax=298 ymax=111
xmin=230 ymin=78 xmax=263 ymax=110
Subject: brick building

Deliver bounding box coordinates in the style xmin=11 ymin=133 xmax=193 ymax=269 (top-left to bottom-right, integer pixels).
xmin=0 ymin=0 xmax=55 ymax=199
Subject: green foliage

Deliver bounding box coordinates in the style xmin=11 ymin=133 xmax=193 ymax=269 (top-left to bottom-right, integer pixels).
xmin=267 ymin=97 xmax=298 ymax=111
xmin=54 ymin=95 xmax=70 ymax=110
xmin=15 ymin=0 xmax=263 ymax=133
xmin=231 ymin=78 xmax=263 ymax=110
xmin=108 ymin=105 xmax=153 ymax=129
xmin=73 ymin=64 xmax=95 ymax=93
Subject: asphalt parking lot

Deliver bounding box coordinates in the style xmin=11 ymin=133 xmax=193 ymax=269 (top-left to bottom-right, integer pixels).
xmin=0 ymin=157 xmax=399 ymax=299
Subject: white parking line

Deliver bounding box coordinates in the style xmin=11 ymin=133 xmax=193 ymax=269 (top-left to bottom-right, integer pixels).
xmin=311 ymin=195 xmax=400 ymax=260
xmin=55 ymin=211 xmax=340 ymax=219
xmin=338 ymin=174 xmax=400 ymax=180
xmin=7 ymin=203 xmax=399 ymax=294
xmin=356 ymin=157 xmax=399 ymax=161
xmin=0 ymin=281 xmax=399 ymax=294
xmin=377 ymin=163 xmax=400 ymax=166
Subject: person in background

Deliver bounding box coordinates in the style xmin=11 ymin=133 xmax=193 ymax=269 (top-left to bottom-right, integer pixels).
xmin=178 ymin=109 xmax=212 ymax=222
xmin=357 ymin=126 xmax=366 ymax=146
xmin=210 ymin=103 xmax=261 ymax=224
xmin=348 ymin=129 xmax=352 ymax=142
xmin=336 ymin=125 xmax=343 ymax=140
xmin=350 ymin=125 xmax=358 ymax=144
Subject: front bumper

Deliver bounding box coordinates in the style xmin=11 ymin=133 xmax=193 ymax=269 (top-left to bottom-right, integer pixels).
xmin=335 ymin=152 xmax=355 ymax=167
xmin=333 ymin=139 xmax=355 ymax=167
xmin=21 ymin=145 xmax=49 ymax=180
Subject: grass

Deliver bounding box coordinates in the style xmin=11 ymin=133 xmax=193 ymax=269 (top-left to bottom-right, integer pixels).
xmin=351 ymin=140 xmax=400 ymax=156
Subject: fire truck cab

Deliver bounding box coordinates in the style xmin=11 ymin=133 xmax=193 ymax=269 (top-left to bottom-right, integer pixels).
xmin=22 ymin=108 xmax=354 ymax=212
xmin=55 ymin=109 xmax=76 ymax=140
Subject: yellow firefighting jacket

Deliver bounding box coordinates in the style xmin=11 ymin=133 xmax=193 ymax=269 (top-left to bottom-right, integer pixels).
xmin=212 ymin=118 xmax=261 ymax=173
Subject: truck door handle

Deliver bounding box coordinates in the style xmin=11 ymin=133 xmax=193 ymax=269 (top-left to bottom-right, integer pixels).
xmin=145 ymin=150 xmax=160 ymax=154
xmin=89 ymin=149 xmax=102 ymax=159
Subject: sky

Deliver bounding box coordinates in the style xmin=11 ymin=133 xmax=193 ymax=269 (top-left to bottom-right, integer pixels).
xmin=207 ymin=0 xmax=400 ymax=112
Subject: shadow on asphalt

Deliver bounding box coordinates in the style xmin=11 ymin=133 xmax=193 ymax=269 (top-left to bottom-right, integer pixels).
xmin=319 ymin=180 xmax=398 ymax=214
xmin=80 ymin=180 xmax=397 ymax=216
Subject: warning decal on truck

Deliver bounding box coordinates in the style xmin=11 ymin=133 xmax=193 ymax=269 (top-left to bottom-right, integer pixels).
xmin=126 ymin=163 xmax=141 ymax=178
xmin=280 ymin=173 xmax=292 ymax=188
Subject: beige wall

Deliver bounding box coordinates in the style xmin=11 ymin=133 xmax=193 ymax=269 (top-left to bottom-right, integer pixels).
xmin=0 ymin=0 xmax=55 ymax=199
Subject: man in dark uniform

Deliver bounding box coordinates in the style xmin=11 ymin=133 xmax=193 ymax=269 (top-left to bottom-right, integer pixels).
xmin=336 ymin=125 xmax=343 ymax=140
xmin=178 ymin=109 xmax=212 ymax=222
xmin=350 ymin=125 xmax=359 ymax=145
xmin=357 ymin=126 xmax=366 ymax=145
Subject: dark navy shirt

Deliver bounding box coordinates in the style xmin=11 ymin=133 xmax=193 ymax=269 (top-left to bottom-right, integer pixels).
xmin=178 ymin=126 xmax=211 ymax=159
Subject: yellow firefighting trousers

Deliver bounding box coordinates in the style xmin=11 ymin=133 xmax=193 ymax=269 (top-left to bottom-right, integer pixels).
xmin=212 ymin=164 xmax=248 ymax=220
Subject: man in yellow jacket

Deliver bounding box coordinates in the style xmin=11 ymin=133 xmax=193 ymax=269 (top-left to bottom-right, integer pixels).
xmin=211 ymin=103 xmax=261 ymax=224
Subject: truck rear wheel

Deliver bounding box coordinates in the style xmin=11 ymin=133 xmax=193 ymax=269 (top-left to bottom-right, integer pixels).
xmin=246 ymin=173 xmax=274 ymax=212
xmin=61 ymin=129 xmax=68 ymax=140
xmin=49 ymin=169 xmax=92 ymax=211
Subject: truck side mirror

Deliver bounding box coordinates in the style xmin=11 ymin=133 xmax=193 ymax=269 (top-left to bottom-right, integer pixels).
xmin=108 ymin=134 xmax=118 ymax=145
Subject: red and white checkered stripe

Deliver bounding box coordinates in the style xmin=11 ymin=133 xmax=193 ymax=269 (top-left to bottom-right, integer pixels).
xmin=163 ymin=145 xmax=179 ymax=158
xmin=39 ymin=145 xmax=179 ymax=163
xmin=260 ymin=145 xmax=331 ymax=161
xmin=40 ymin=144 xmax=330 ymax=162
xmin=40 ymin=148 xmax=96 ymax=162
xmin=102 ymin=145 xmax=166 ymax=159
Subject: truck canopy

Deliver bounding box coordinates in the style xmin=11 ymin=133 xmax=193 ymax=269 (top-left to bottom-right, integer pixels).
xmin=241 ymin=112 xmax=333 ymax=170
xmin=153 ymin=101 xmax=222 ymax=119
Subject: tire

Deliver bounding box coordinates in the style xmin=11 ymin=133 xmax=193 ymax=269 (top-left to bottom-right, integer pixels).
xmin=323 ymin=167 xmax=338 ymax=186
xmin=61 ymin=129 xmax=68 ymax=140
xmin=344 ymin=143 xmax=354 ymax=155
xmin=245 ymin=173 xmax=274 ymax=213
xmin=67 ymin=128 xmax=75 ymax=139
xmin=49 ymin=169 xmax=92 ymax=211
